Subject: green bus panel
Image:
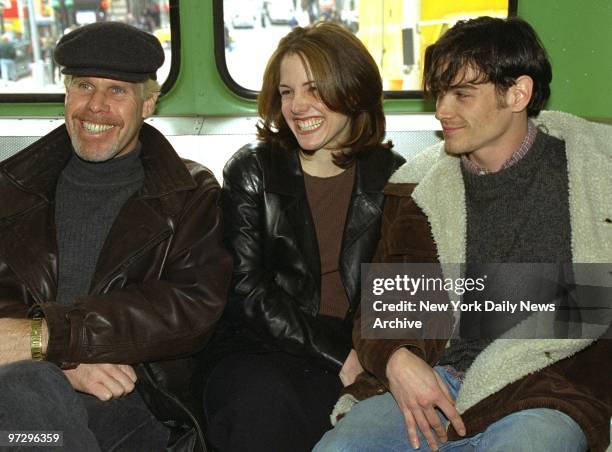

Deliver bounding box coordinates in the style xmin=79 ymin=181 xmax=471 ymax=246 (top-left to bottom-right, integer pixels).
xmin=518 ymin=0 xmax=612 ymax=122
xmin=0 ymin=0 xmax=609 ymax=121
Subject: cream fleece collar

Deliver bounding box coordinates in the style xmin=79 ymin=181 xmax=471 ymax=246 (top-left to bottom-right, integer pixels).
xmin=389 ymin=110 xmax=612 ymax=264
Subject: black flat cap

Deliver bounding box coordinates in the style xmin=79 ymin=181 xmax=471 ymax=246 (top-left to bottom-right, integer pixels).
xmin=54 ymin=22 xmax=164 ymax=82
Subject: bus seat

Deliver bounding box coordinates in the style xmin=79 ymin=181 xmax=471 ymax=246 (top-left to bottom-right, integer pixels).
xmin=0 ymin=115 xmax=442 ymax=182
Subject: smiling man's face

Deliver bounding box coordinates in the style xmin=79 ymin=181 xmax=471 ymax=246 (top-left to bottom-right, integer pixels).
xmin=64 ymin=76 xmax=156 ymax=162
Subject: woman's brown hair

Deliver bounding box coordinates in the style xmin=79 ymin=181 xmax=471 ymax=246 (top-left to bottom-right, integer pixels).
xmin=257 ymin=22 xmax=391 ymax=166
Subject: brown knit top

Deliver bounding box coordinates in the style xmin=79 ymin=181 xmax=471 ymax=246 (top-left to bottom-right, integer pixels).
xmin=303 ymin=164 xmax=356 ymax=319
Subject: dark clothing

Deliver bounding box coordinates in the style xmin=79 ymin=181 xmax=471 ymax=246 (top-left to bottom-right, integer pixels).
xmin=440 ymin=132 xmax=572 ymax=371
xmin=81 ymin=389 xmax=169 ymax=452
xmin=342 ymin=113 xmax=612 ymax=452
xmin=209 ymin=142 xmax=405 ymax=370
xmin=304 ymin=165 xmax=355 ymax=318
xmin=463 ymin=132 xmax=572 ymax=264
xmin=55 ymin=148 xmax=144 ymax=305
xmin=54 ymin=22 xmax=164 ymax=82
xmin=0 ymin=123 xmax=232 ymax=451
xmin=0 ymin=360 xmax=168 ymax=452
xmin=205 ymin=351 xmax=342 ymax=452
xmin=201 ymin=142 xmax=403 ymax=451
xmin=436 ymin=338 xmax=491 ymax=373
xmin=0 ymin=40 xmax=16 ymax=60
xmin=349 ymin=181 xmax=611 ymax=452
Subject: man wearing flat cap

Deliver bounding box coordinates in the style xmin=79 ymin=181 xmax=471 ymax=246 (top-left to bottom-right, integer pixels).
xmin=0 ymin=22 xmax=231 ymax=451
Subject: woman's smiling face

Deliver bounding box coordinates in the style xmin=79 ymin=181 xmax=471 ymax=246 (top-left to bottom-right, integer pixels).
xmin=279 ymin=53 xmax=351 ymax=153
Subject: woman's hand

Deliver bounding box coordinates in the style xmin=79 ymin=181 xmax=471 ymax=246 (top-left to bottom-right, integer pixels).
xmin=339 ymin=348 xmax=364 ymax=386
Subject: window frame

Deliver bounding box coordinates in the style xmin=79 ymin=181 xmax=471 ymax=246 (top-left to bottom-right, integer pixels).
xmin=214 ymin=0 xmax=518 ymax=100
xmin=213 ymin=0 xmax=259 ymax=100
xmin=0 ymin=0 xmax=181 ymax=103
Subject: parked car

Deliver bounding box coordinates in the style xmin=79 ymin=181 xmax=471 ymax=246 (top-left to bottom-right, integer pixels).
xmin=231 ymin=10 xmax=258 ymax=29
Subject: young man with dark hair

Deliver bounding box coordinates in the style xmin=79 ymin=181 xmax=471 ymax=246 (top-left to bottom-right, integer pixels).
xmin=315 ymin=16 xmax=611 ymax=452
xmin=0 ymin=22 xmax=231 ymax=451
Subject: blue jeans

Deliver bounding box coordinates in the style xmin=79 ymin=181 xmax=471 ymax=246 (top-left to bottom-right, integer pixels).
xmin=315 ymin=366 xmax=587 ymax=452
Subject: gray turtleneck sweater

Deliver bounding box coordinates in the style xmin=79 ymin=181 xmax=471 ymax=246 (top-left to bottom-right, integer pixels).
xmin=54 ymin=147 xmax=145 ymax=305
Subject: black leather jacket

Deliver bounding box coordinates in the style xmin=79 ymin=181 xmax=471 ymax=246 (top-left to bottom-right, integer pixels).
xmin=216 ymin=142 xmax=405 ymax=370
xmin=0 ymin=124 xmax=232 ymax=451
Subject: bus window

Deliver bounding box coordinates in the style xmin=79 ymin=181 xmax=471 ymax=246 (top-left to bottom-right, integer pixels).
xmin=0 ymin=0 xmax=174 ymax=95
xmin=220 ymin=0 xmax=514 ymax=95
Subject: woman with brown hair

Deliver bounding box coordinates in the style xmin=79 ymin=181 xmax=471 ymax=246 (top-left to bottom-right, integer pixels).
xmin=202 ymin=22 xmax=404 ymax=451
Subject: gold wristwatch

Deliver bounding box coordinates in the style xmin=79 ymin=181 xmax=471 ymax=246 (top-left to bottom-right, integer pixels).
xmin=31 ymin=317 xmax=46 ymax=361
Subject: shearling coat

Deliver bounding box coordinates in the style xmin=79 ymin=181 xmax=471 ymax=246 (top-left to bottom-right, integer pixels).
xmin=338 ymin=111 xmax=612 ymax=452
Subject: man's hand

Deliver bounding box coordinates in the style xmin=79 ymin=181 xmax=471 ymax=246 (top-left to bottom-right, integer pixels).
xmin=386 ymin=347 xmax=466 ymax=450
xmin=63 ymin=363 xmax=137 ymax=401
xmin=339 ymin=348 xmax=364 ymax=386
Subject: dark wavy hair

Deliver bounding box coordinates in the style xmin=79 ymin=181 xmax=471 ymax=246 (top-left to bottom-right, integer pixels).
xmin=424 ymin=16 xmax=552 ymax=117
xmin=257 ymin=22 xmax=391 ymax=166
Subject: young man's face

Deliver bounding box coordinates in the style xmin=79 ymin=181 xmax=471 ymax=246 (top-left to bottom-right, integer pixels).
xmin=434 ymin=67 xmax=524 ymax=163
xmin=64 ymin=76 xmax=157 ymax=162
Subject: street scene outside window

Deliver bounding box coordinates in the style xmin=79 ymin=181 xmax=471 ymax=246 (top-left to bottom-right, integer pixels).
xmin=224 ymin=0 xmax=509 ymax=92
xmin=0 ymin=0 xmax=171 ymax=94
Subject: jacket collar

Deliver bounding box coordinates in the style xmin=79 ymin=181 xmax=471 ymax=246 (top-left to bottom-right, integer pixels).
xmin=0 ymin=126 xmax=72 ymax=207
xmin=0 ymin=122 xmax=196 ymax=301
xmin=266 ymin=145 xmax=393 ymax=198
xmin=264 ymin=145 xmax=393 ymax=261
xmin=138 ymin=123 xmax=197 ymax=197
xmin=0 ymin=122 xmax=195 ymax=214
xmin=265 ymin=146 xmax=305 ymax=196
xmin=264 ymin=145 xmax=396 ymax=310
xmin=386 ymin=110 xmax=612 ymax=265
xmin=532 ymin=111 xmax=612 ymax=264
xmin=386 ymin=144 xmax=466 ymax=265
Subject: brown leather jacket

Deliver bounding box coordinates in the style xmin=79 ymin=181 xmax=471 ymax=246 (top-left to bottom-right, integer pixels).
xmin=0 ymin=123 xmax=232 ymax=451
xmin=343 ymin=112 xmax=612 ymax=452
xmin=348 ymin=184 xmax=611 ymax=452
